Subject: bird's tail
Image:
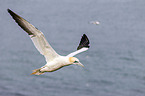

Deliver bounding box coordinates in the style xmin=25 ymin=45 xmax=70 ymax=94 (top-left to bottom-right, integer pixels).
xmin=31 ymin=68 xmax=44 ymax=75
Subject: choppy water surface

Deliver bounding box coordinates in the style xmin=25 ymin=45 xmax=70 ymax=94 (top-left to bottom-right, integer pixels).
xmin=1 ymin=0 xmax=145 ymax=96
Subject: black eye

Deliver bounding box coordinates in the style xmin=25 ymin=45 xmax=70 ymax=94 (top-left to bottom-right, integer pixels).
xmin=74 ymin=61 xmax=78 ymax=63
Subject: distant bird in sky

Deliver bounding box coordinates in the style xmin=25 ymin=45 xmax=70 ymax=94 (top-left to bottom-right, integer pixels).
xmin=89 ymin=21 xmax=100 ymax=25
xmin=7 ymin=9 xmax=90 ymax=75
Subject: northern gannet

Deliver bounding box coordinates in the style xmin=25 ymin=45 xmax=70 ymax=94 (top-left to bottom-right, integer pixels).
xmin=7 ymin=9 xmax=90 ymax=75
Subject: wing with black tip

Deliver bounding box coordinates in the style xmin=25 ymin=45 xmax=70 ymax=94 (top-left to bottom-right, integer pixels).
xmin=67 ymin=34 xmax=90 ymax=57
xmin=8 ymin=9 xmax=60 ymax=62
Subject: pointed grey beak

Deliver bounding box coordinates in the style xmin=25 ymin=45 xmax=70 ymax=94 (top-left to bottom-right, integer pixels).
xmin=76 ymin=62 xmax=84 ymax=67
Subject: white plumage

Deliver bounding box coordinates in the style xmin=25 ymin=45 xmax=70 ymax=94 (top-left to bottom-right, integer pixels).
xmin=8 ymin=9 xmax=90 ymax=75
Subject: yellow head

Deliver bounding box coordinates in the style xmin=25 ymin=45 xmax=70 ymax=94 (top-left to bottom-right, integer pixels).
xmin=69 ymin=57 xmax=84 ymax=67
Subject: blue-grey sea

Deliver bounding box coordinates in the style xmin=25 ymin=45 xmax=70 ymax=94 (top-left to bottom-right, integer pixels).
xmin=1 ymin=0 xmax=145 ymax=96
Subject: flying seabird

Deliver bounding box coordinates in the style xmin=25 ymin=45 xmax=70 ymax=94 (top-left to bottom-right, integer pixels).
xmin=7 ymin=9 xmax=90 ymax=75
xmin=89 ymin=21 xmax=100 ymax=25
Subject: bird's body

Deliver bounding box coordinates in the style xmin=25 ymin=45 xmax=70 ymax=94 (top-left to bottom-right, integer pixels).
xmin=32 ymin=56 xmax=70 ymax=75
xmin=8 ymin=9 xmax=90 ymax=75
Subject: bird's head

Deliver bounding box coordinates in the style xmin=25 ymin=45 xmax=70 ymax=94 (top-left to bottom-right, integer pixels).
xmin=69 ymin=57 xmax=84 ymax=67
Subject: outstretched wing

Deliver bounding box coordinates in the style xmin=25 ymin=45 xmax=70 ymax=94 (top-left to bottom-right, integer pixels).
xmin=67 ymin=34 xmax=90 ymax=57
xmin=8 ymin=9 xmax=60 ymax=62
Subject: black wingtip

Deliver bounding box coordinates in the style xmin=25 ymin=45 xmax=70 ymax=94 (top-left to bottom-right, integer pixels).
xmin=7 ymin=8 xmax=10 ymax=12
xmin=7 ymin=9 xmax=13 ymax=15
xmin=7 ymin=9 xmax=19 ymax=18
xmin=77 ymin=34 xmax=90 ymax=50
xmin=7 ymin=9 xmax=35 ymax=36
